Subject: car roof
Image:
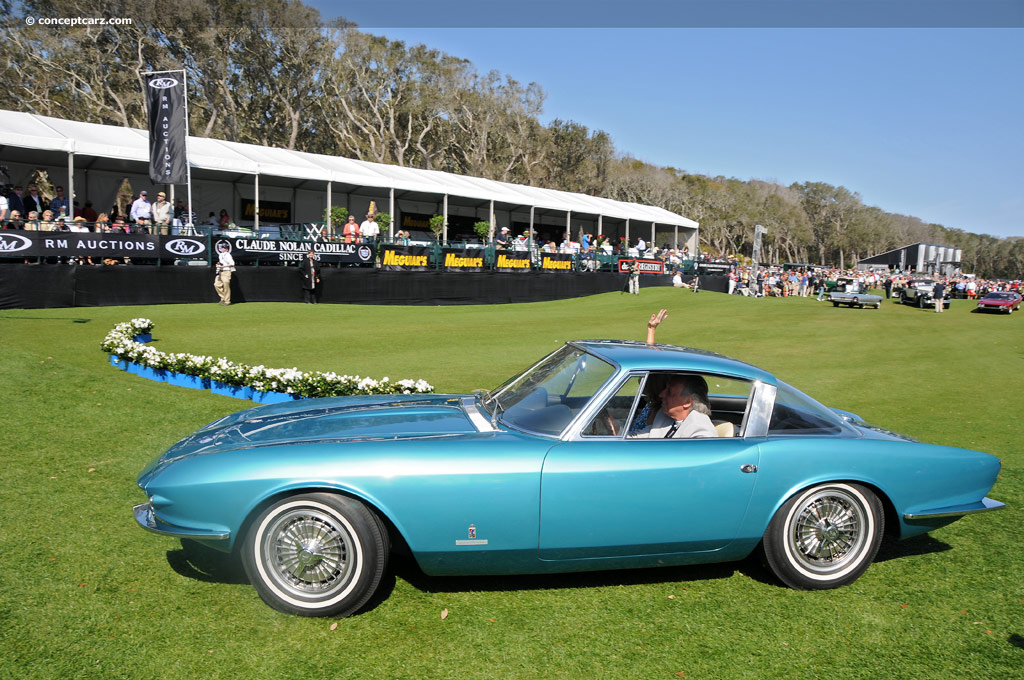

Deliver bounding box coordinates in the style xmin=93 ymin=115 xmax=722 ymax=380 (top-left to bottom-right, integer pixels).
xmin=570 ymin=340 xmax=777 ymax=384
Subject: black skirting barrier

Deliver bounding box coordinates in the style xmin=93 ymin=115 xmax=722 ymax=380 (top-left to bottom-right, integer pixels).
xmin=0 ymin=264 xmax=679 ymax=309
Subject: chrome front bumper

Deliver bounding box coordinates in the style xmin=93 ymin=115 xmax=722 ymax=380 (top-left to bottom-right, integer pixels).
xmin=133 ymin=502 xmax=231 ymax=540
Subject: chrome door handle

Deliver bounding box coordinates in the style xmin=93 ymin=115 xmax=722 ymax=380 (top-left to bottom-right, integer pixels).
xmin=740 ymin=464 xmax=758 ymax=473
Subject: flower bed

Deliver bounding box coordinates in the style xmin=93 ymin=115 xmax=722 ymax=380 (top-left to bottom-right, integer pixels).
xmin=101 ymin=318 xmax=434 ymax=399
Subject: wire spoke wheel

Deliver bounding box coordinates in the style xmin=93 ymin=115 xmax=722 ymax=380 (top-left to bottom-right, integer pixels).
xmin=242 ymin=494 xmax=388 ymax=617
xmin=763 ymin=483 xmax=883 ymax=589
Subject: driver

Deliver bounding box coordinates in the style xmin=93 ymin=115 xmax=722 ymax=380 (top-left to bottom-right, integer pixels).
xmin=630 ymin=374 xmax=717 ymax=439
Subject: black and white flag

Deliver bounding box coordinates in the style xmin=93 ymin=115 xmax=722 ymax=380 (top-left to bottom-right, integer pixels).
xmin=145 ymin=72 xmax=188 ymax=184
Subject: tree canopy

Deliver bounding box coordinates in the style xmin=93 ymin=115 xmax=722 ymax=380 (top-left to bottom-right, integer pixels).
xmin=2 ymin=0 xmax=1019 ymax=277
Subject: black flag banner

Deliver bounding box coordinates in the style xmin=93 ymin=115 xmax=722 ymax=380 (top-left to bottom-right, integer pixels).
xmin=145 ymin=72 xmax=188 ymax=184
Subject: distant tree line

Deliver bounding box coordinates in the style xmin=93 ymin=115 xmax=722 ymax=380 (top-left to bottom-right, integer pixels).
xmin=3 ymin=0 xmax=1021 ymax=277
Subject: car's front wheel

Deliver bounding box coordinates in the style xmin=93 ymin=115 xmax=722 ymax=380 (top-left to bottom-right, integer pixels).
xmin=242 ymin=493 xmax=388 ymax=617
xmin=762 ymin=483 xmax=883 ymax=590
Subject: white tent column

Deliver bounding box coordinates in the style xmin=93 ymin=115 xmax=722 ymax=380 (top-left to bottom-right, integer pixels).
xmin=443 ymin=194 xmax=449 ymax=243
xmin=489 ymin=199 xmax=495 ymax=239
xmin=565 ymin=211 xmax=571 ymax=242
xmin=66 ymin=151 xmax=74 ymax=220
xmin=674 ymin=226 xmax=678 ymax=249
xmin=650 ymin=222 xmax=656 ymax=248
xmin=389 ymin=187 xmax=395 ymax=239
xmin=529 ymin=206 xmax=535 ymax=251
xmin=254 ymin=173 xmax=260 ymax=231
xmin=625 ymin=219 xmax=630 ymax=248
xmin=326 ymin=181 xmax=332 ymax=233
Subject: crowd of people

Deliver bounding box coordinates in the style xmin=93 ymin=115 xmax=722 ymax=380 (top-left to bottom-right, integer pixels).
xmin=717 ymin=266 xmax=1021 ymax=301
xmin=0 ymin=183 xmax=216 ymax=235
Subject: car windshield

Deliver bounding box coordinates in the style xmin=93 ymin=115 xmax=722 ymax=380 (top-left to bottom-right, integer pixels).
xmin=984 ymin=292 xmax=1012 ymax=300
xmin=483 ymin=345 xmax=615 ymax=436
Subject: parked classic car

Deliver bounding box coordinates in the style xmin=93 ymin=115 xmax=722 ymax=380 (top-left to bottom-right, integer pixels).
xmin=134 ymin=341 xmax=1003 ymax=617
xmin=975 ymin=291 xmax=1022 ymax=314
xmin=899 ymin=279 xmax=951 ymax=308
xmin=827 ymin=278 xmax=883 ymax=309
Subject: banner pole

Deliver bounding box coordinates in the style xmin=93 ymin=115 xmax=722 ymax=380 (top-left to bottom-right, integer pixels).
xmin=182 ymin=70 xmax=194 ymax=235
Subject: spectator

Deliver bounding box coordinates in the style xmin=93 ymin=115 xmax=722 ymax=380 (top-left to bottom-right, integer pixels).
xmin=360 ymin=213 xmax=379 ymax=243
xmin=0 ymin=190 xmax=7 ymax=222
xmin=205 ymin=212 xmax=218 ymax=227
xmin=300 ymin=249 xmax=321 ymax=304
xmin=40 ymin=209 xmax=56 ymax=231
xmin=933 ymin=279 xmax=946 ymax=313
xmin=82 ymin=201 xmax=98 ymax=223
xmin=495 ymin=226 xmax=510 ymax=249
xmin=152 ymin=192 xmax=171 ymax=231
xmin=50 ymin=186 xmax=70 ymax=217
xmin=95 ymin=213 xmax=111 ymax=232
xmin=342 ymin=215 xmax=359 ymax=244
xmin=130 ymin=191 xmax=152 ymax=223
xmin=214 ymin=242 xmax=235 ymax=305
xmin=219 ymin=209 xmax=230 ymax=228
xmin=8 ymin=186 xmax=25 ymax=215
xmin=5 ymin=210 xmax=22 ymax=229
xmin=24 ymin=185 xmax=43 ymax=215
xmin=25 ymin=210 xmax=40 ymax=230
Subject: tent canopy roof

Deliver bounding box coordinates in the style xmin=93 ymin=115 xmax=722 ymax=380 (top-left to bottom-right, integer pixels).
xmin=0 ymin=109 xmax=698 ymax=228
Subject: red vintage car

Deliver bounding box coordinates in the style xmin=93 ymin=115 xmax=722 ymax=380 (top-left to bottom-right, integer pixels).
xmin=975 ymin=291 xmax=1022 ymax=314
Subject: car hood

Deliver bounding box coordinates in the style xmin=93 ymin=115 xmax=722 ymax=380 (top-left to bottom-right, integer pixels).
xmin=144 ymin=394 xmax=479 ymax=470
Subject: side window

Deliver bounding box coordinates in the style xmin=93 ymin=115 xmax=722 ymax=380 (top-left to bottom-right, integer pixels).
xmin=768 ymin=381 xmax=845 ymax=436
xmin=582 ymin=375 xmax=642 ymax=437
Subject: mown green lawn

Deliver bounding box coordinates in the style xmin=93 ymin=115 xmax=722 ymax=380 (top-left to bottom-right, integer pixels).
xmin=1 ymin=289 xmax=1021 ymax=679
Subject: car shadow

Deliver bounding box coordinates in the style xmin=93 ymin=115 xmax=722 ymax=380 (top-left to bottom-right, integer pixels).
xmin=390 ymin=553 xmax=737 ymax=596
xmin=873 ymin=534 xmax=952 ymax=563
xmin=165 ymin=540 xmax=248 ymax=585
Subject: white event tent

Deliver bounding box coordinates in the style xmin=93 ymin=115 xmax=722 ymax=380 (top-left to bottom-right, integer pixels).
xmin=0 ymin=109 xmax=699 ymax=249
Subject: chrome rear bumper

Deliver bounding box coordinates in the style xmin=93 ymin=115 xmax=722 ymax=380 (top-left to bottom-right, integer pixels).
xmin=904 ymin=497 xmax=1005 ymax=520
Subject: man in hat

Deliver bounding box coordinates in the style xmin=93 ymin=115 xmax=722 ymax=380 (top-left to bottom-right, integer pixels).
xmin=495 ymin=226 xmax=510 ymax=249
xmin=214 ymin=241 xmax=236 ymax=305
xmin=359 ymin=212 xmax=379 ymax=243
xmin=130 ymin=191 xmax=152 ymax=224
xmin=152 ymin=191 xmax=171 ymax=231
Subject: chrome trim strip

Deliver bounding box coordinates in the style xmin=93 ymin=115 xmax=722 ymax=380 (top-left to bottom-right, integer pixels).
xmin=744 ymin=381 xmax=775 ymax=437
xmin=904 ymin=497 xmax=1005 ymax=520
xmin=133 ymin=502 xmax=231 ymax=540
xmin=462 ymin=397 xmax=497 ymax=432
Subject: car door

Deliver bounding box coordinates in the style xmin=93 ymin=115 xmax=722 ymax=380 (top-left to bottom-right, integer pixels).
xmin=537 ymin=372 xmax=762 ymax=561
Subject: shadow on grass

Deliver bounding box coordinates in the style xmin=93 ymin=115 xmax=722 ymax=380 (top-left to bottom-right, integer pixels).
xmin=0 ymin=314 xmax=92 ymax=323
xmin=166 ymin=540 xmax=248 ymax=585
xmin=874 ymin=533 xmax=952 ymax=563
xmin=390 ymin=552 xmax=737 ymax=596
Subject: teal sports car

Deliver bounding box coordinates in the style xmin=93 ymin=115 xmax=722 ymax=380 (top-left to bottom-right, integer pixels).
xmin=134 ymin=341 xmax=1004 ymax=617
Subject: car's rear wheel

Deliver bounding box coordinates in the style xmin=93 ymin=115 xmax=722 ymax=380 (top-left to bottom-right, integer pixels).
xmin=242 ymin=493 xmax=388 ymax=617
xmin=832 ymin=301 xmax=840 ymax=307
xmin=762 ymin=483 xmax=883 ymax=590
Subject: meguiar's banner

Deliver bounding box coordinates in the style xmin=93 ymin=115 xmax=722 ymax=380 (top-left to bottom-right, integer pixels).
xmin=380 ymin=245 xmax=431 ymax=271
xmin=494 ymin=251 xmax=531 ymax=273
xmin=441 ymin=248 xmax=485 ymax=272
xmin=540 ymin=253 xmax=574 ymax=272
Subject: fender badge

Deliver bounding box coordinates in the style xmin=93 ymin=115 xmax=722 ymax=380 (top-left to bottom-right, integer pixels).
xmin=456 ymin=523 xmax=488 ymax=546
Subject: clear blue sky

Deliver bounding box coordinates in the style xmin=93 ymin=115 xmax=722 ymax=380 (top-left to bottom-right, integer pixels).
xmin=310 ymin=3 xmax=1023 ymax=238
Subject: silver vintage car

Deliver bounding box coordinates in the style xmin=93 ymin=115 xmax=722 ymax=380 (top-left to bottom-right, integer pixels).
xmin=827 ymin=278 xmax=883 ymax=309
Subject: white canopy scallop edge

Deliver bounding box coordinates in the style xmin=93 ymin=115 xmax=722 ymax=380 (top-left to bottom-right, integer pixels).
xmin=0 ymin=109 xmax=697 ymax=228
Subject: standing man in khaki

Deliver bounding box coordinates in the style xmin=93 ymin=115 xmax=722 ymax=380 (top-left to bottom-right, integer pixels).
xmin=214 ymin=242 xmax=236 ymax=305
